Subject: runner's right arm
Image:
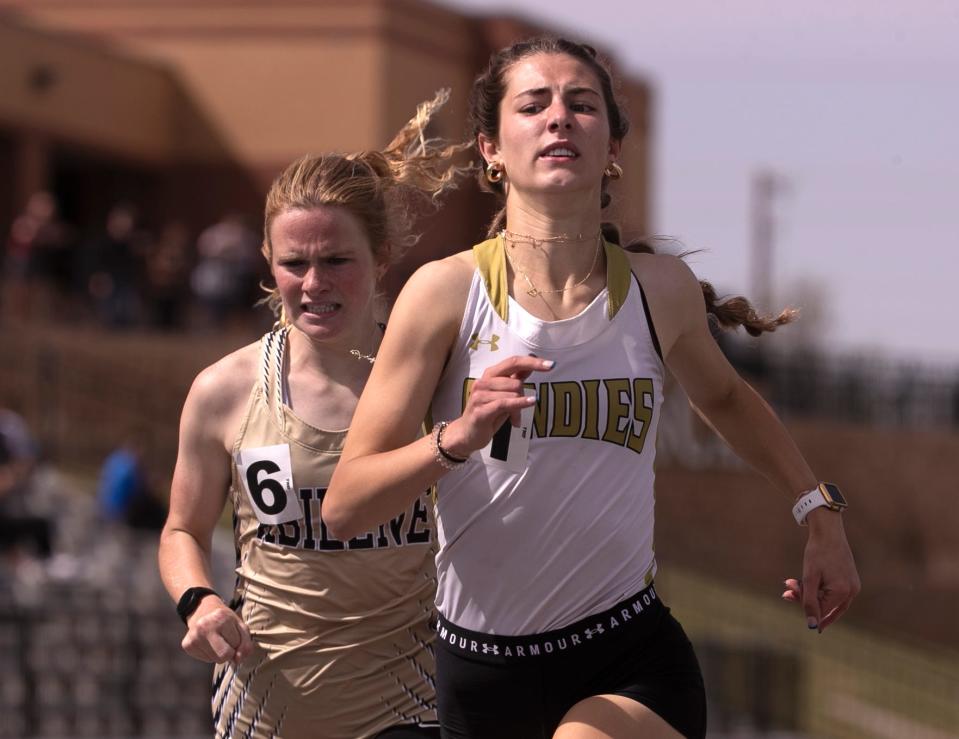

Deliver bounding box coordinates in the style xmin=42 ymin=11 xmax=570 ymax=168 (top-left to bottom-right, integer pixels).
xmin=159 ymin=351 xmax=255 ymax=664
xmin=324 ymin=255 xmax=552 ymax=540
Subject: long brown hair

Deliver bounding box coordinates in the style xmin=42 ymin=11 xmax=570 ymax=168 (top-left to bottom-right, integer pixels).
xmin=262 ymin=90 xmax=468 ymax=319
xmin=469 ymin=37 xmax=794 ymax=335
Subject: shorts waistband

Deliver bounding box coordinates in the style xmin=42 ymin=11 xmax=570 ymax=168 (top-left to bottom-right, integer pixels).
xmin=435 ymin=583 xmax=662 ymax=663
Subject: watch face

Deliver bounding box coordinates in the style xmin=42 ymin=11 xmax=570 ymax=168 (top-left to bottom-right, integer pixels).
xmin=821 ymin=483 xmax=847 ymax=507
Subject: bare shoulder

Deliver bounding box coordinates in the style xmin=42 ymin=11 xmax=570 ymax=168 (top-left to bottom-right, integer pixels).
xmin=183 ymin=341 xmax=260 ymax=438
xmin=625 ymin=251 xmax=705 ymax=355
xmin=392 ymin=250 xmax=475 ymax=326
xmin=627 ymin=251 xmax=701 ymax=301
xmin=403 ymin=250 xmax=474 ymax=297
xmin=168 ymin=341 xmax=260 ymax=531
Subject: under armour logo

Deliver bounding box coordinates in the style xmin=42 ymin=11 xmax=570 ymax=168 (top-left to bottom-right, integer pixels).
xmin=468 ymin=333 xmax=499 ymax=351
xmin=481 ymin=643 xmax=500 ymax=655
xmin=584 ymin=623 xmax=605 ymax=639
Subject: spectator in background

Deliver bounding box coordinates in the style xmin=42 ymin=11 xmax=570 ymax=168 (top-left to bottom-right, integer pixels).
xmin=145 ymin=220 xmax=192 ymax=330
xmin=190 ymin=213 xmax=260 ymax=329
xmin=0 ymin=408 xmax=51 ymax=560
xmin=0 ymin=407 xmax=37 ymax=465
xmin=86 ymin=203 xmax=149 ymax=329
xmin=97 ymin=435 xmax=165 ymax=531
xmin=3 ymin=191 xmax=73 ymax=320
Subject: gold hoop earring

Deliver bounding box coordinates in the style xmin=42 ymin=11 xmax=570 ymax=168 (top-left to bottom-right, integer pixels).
xmin=604 ymin=161 xmax=623 ymax=179
xmin=486 ymin=161 xmax=504 ymax=184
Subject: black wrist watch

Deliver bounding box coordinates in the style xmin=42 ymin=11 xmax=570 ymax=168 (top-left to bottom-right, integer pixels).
xmin=176 ymin=586 xmax=219 ymax=624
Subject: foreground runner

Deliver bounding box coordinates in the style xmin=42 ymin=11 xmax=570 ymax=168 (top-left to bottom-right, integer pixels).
xmin=326 ymin=38 xmax=860 ymax=739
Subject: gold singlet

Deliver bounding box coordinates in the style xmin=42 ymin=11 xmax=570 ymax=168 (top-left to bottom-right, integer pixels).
xmin=212 ymin=327 xmax=437 ymax=739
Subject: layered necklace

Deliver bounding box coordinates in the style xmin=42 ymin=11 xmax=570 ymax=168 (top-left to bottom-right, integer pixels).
xmin=501 ymin=229 xmax=603 ymax=298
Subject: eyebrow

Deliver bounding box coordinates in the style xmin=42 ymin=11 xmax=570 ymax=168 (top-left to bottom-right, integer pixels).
xmin=514 ymin=86 xmax=601 ymax=99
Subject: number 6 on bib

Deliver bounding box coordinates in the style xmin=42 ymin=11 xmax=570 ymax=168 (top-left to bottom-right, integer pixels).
xmin=235 ymin=444 xmax=300 ymax=525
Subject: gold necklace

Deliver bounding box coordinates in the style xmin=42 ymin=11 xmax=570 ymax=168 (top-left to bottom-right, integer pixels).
xmin=349 ymin=349 xmax=375 ymax=364
xmin=503 ymin=233 xmax=603 ymax=298
xmin=349 ymin=322 xmax=385 ymax=364
xmin=501 ymin=228 xmax=600 ymax=248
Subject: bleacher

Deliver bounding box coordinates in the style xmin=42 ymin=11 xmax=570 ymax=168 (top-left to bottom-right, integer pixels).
xmin=0 ymin=528 xmax=226 ymax=738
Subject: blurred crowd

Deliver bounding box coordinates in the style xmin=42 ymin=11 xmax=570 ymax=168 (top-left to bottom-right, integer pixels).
xmin=2 ymin=191 xmax=267 ymax=332
xmin=0 ymin=406 xmax=224 ymax=737
xmin=0 ymin=405 xmax=168 ymax=601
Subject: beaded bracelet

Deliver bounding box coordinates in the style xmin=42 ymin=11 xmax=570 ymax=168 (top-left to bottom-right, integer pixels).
xmin=430 ymin=421 xmax=470 ymax=470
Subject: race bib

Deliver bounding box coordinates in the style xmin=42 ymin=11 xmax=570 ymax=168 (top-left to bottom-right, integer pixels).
xmin=480 ymin=387 xmax=536 ymax=472
xmin=235 ymin=444 xmax=299 ymax=525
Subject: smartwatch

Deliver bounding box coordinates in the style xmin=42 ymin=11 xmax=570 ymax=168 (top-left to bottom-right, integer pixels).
xmin=792 ymin=482 xmax=848 ymax=526
xmin=176 ymin=586 xmax=219 ymax=624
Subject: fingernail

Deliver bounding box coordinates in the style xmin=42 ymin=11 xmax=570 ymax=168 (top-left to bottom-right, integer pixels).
xmin=807 ymin=618 xmax=818 ymax=630
xmin=541 ymin=360 xmax=555 ymax=369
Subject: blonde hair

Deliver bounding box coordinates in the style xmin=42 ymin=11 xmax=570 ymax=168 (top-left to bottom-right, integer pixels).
xmin=261 ymin=90 xmax=468 ymax=319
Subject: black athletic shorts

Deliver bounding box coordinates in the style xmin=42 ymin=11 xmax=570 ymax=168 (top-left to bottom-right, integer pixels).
xmin=434 ymin=584 xmax=706 ymax=739
xmin=375 ymin=723 xmax=441 ymax=738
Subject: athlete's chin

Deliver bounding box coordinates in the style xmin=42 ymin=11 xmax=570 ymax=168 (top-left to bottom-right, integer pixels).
xmin=292 ymin=312 xmax=346 ymax=342
xmin=533 ymin=173 xmax=599 ymax=195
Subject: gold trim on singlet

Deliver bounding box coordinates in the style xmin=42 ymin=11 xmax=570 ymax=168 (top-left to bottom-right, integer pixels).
xmin=473 ymin=237 xmax=509 ymax=322
xmin=472 ymin=235 xmax=633 ymax=322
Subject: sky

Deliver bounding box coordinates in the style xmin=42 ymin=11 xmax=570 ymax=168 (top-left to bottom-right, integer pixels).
xmin=437 ymin=0 xmax=959 ymax=366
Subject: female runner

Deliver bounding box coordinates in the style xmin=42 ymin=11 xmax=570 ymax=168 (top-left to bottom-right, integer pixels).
xmin=158 ymin=93 xmax=463 ymax=739
xmin=325 ymin=38 xmax=860 ymax=739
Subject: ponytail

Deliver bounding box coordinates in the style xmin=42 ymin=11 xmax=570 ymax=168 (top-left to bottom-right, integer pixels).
xmin=349 ymin=89 xmax=469 ymax=204
xmin=607 ymin=225 xmax=796 ymax=336
xmin=261 ymin=90 xmax=469 ymax=318
xmin=697 ymin=280 xmax=797 ymax=336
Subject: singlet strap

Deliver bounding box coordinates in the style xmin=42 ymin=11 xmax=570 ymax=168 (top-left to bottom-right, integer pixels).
xmin=634 ymin=274 xmax=664 ymax=363
xmin=604 ymin=241 xmax=631 ymax=320
xmin=260 ymin=324 xmax=290 ymax=426
xmin=473 ymin=236 xmax=509 ymax=322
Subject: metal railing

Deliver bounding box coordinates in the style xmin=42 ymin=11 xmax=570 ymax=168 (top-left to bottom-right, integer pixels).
xmin=657 ymin=565 xmax=959 ymax=739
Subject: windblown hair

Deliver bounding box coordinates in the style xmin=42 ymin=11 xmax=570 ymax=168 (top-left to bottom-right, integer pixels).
xmin=469 ymin=37 xmax=794 ymax=335
xmin=261 ymin=89 xmax=468 ymax=319
xmin=614 ymin=230 xmax=798 ymax=337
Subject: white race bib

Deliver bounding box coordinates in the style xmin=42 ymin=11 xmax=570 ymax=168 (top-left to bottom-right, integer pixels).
xmin=480 ymin=388 xmax=536 ymax=472
xmin=235 ymin=444 xmax=299 ymax=525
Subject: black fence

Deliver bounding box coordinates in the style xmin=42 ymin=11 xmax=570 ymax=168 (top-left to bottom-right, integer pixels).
xmin=723 ymin=338 xmax=959 ymax=430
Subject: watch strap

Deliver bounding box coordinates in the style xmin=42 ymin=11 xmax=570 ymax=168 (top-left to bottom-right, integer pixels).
xmin=176 ymin=586 xmax=219 ymax=624
xmin=792 ymin=483 xmax=845 ymax=526
xmin=792 ymin=488 xmax=825 ymax=525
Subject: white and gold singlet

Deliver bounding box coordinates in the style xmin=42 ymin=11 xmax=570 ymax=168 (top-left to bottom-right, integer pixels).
xmin=213 ymin=327 xmax=437 ymax=739
xmin=430 ymin=237 xmax=664 ymax=636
